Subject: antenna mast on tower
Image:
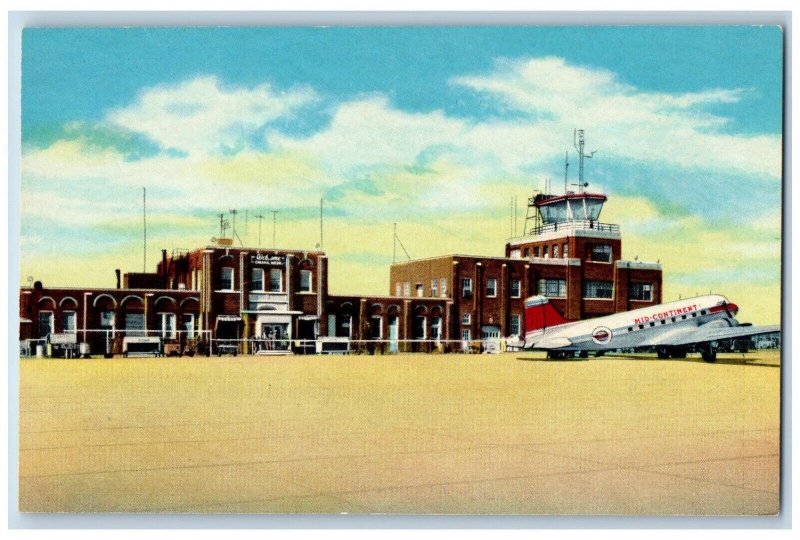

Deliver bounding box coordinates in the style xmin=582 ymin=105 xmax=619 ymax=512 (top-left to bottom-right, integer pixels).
xmin=573 ymin=129 xmax=596 ymax=193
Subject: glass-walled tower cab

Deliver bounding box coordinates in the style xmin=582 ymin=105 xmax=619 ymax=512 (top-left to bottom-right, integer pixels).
xmin=507 ymin=191 xmax=621 ymax=262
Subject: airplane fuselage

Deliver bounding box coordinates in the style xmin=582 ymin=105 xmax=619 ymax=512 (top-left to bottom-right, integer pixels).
xmin=525 ymin=294 xmax=739 ymax=351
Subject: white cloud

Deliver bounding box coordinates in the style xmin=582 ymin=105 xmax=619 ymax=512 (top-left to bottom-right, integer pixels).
xmin=107 ymin=76 xmax=318 ymax=156
xmin=452 ymin=57 xmax=781 ymax=179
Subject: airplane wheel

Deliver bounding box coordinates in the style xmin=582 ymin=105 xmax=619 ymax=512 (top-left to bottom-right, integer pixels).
xmin=701 ymin=345 xmax=717 ymax=363
xmin=594 ymin=351 xmax=605 ymax=358
xmin=579 ymin=351 xmax=589 ymax=359
xmin=656 ymin=347 xmax=670 ymax=359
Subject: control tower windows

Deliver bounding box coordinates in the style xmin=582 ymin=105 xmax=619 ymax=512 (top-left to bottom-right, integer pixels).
xmin=590 ymin=245 xmax=612 ymax=262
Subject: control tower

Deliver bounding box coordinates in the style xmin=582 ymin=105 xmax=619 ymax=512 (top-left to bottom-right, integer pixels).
xmin=506 ymin=130 xmax=621 ymax=262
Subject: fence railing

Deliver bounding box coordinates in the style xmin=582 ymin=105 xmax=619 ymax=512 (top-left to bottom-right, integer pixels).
xmin=20 ymin=332 xmax=520 ymax=358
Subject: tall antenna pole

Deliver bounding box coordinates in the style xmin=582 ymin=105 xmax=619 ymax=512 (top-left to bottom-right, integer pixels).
xmin=573 ymin=129 xmax=596 ymax=193
xmin=230 ymin=209 xmax=237 ymax=239
xmin=219 ymin=213 xmax=225 ymax=237
xmin=255 ymin=214 xmax=265 ymax=247
xmin=564 ymin=151 xmax=569 ymax=194
xmin=320 ymin=198 xmax=324 ymax=250
xmin=143 ymin=187 xmax=147 ymax=271
xmin=510 ymin=196 xmax=514 ymax=238
xmin=271 ymin=210 xmax=279 ymax=249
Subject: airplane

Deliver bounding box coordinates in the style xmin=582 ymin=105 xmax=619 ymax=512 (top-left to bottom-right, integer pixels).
xmin=522 ymin=294 xmax=780 ymax=362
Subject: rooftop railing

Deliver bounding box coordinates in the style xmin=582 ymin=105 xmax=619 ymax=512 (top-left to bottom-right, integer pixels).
xmin=525 ymin=220 xmax=620 ymax=237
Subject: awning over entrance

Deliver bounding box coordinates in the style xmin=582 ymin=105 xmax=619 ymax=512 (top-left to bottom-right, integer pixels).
xmin=298 ymin=315 xmax=319 ymax=320
xmin=217 ymin=315 xmax=242 ymax=322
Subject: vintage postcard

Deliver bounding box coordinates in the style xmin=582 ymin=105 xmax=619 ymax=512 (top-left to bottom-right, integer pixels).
xmin=17 ymin=24 xmax=783 ymax=516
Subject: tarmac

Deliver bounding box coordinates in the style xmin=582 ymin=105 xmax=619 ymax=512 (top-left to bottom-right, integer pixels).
xmin=19 ymin=350 xmax=781 ymax=515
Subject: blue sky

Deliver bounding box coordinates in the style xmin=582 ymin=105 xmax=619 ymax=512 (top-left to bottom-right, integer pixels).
xmin=19 ymin=26 xmax=784 ymax=322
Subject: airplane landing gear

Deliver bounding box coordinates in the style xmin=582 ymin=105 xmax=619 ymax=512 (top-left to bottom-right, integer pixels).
xmin=700 ymin=344 xmax=717 ymax=363
xmin=656 ymin=347 xmax=670 ymax=359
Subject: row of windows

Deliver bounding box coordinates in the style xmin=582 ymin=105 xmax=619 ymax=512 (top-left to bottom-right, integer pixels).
xmin=517 ymin=243 xmax=612 ymax=262
xmin=460 ymin=313 xmax=522 ymax=336
xmin=396 ymin=278 xmax=450 ymax=298
xmin=37 ymin=311 xmax=196 ymax=339
xmin=536 ymin=280 xmax=653 ymax=301
xmin=461 ymin=278 xmax=522 ymax=299
xmin=219 ymin=267 xmax=313 ymax=293
xmin=401 ymin=276 xmax=652 ymax=301
xmin=522 ymin=242 xmax=570 ymax=259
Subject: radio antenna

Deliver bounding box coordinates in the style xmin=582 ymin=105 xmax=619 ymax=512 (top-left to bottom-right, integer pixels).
xmin=573 ymin=129 xmax=597 ymax=193
xmin=142 ymin=187 xmax=147 ymax=271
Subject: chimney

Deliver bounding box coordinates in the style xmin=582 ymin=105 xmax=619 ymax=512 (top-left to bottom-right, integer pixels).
xmin=115 ymin=269 xmax=121 ymax=289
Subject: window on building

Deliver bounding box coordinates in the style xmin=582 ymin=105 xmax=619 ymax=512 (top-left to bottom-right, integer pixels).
xmin=440 ymin=278 xmax=448 ymax=297
xmin=461 ymin=329 xmax=471 ymax=341
xmin=523 ymin=248 xmax=530 ymax=258
xmin=590 ymin=244 xmax=613 ymax=262
xmin=538 ymin=279 xmax=566 ymax=298
xmin=629 ymin=282 xmax=653 ymax=301
xmin=299 ymin=270 xmax=312 ymax=292
xmin=553 ymin=245 xmax=559 ymax=258
xmin=100 ymin=311 xmax=115 ymax=332
xmin=431 ymin=317 xmax=442 ymax=341
xmin=583 ymin=280 xmax=614 ymax=299
xmin=462 ymin=278 xmax=473 ymax=298
xmin=38 ymin=311 xmax=53 ymax=338
xmin=509 ymin=249 xmax=521 ymax=259
xmin=486 ymin=278 xmax=497 ymax=297
xmin=63 ymin=311 xmax=76 ymax=333
xmin=533 ymin=246 xmax=540 ymax=257
xmin=327 ymin=314 xmax=337 ymax=337
xmin=125 ymin=313 xmax=145 ymax=337
xmin=370 ymin=316 xmax=382 ymax=339
xmin=220 ymin=267 xmax=234 ymax=290
xmin=562 ymin=243 xmax=569 ymax=258
xmin=395 ymin=283 xmax=402 ymax=296
xmin=160 ymin=313 xmax=177 ymax=339
xmin=416 ymin=283 xmax=424 ymax=297
xmin=431 ymin=279 xmax=438 ymax=298
xmin=510 ymin=314 xmax=521 ymax=336
xmin=510 ymin=279 xmax=521 ymax=298
xmin=403 ymin=282 xmax=411 ymax=297
xmin=543 ymin=245 xmax=549 ymax=258
xmin=251 ymin=268 xmax=264 ymax=291
xmin=462 ymin=313 xmax=471 ymax=325
xmin=412 ymin=316 xmax=426 ymax=339
xmin=181 ymin=314 xmax=195 ymax=338
xmin=269 ymin=268 xmax=283 ymax=292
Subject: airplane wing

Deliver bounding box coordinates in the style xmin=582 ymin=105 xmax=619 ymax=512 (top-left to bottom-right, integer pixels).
xmin=643 ymin=323 xmax=780 ymax=348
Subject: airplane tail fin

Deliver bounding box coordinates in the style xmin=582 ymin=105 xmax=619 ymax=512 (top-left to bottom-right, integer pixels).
xmin=524 ymin=295 xmax=570 ymax=334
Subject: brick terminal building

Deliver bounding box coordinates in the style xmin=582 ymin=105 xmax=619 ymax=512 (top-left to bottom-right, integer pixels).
xmin=19 ymin=188 xmax=662 ymax=356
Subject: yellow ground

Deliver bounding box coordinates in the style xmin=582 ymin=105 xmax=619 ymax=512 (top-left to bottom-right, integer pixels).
xmin=19 ymin=350 xmax=781 ymax=515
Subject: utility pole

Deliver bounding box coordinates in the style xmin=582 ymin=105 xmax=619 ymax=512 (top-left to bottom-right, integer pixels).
xmin=271 ymin=210 xmax=279 ymax=249
xmin=255 ymin=214 xmax=265 ymax=247
xmin=143 ymin=187 xmax=147 ymax=271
